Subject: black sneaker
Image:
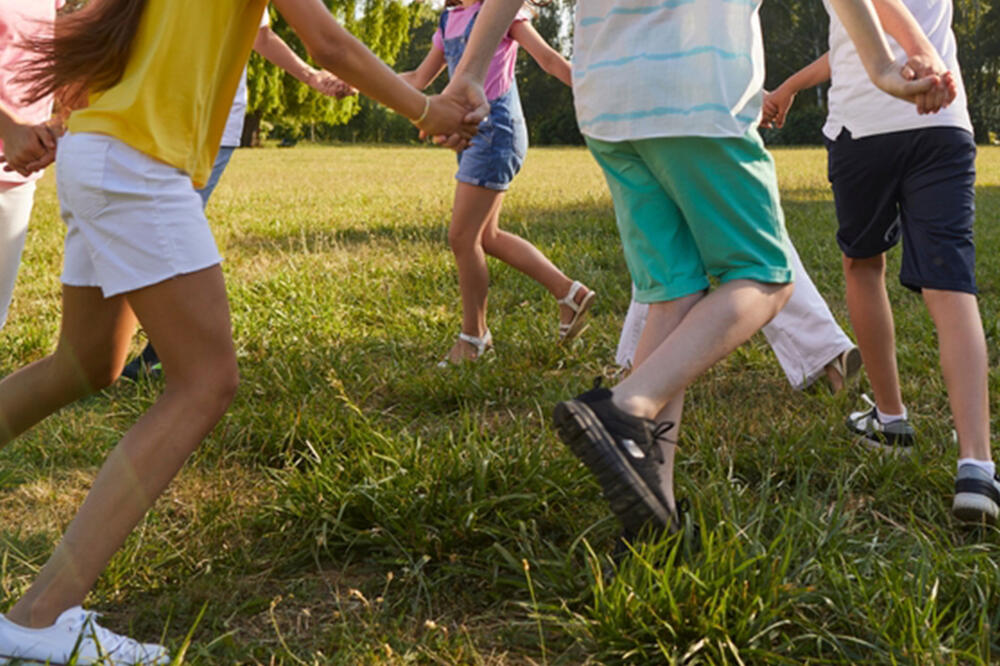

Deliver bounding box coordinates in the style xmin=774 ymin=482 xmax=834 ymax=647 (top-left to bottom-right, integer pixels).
xmin=952 ymin=463 xmax=1000 ymax=523
xmin=846 ymin=395 xmax=914 ymax=454
xmin=120 ymin=342 xmax=162 ymax=381
xmin=553 ymin=380 xmax=674 ymax=534
xmin=610 ymin=498 xmax=694 ymax=565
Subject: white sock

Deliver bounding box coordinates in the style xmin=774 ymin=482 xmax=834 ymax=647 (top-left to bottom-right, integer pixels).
xmin=875 ymin=406 xmax=907 ymax=424
xmin=957 ymin=458 xmax=995 ymax=477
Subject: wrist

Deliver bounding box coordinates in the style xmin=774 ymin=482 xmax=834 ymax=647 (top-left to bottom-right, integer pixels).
xmin=0 ymin=113 xmax=19 ymax=141
xmin=409 ymin=95 xmax=431 ymax=125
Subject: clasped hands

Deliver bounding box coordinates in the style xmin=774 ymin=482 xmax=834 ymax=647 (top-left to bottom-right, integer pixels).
xmin=0 ymin=117 xmax=62 ymax=178
xmin=411 ymin=72 xmax=490 ymax=152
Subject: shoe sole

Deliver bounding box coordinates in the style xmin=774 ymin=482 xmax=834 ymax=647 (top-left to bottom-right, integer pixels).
xmin=559 ymin=291 xmax=596 ymax=344
xmin=952 ymin=492 xmax=999 ymax=523
xmin=853 ymin=433 xmax=915 ymax=457
xmin=846 ymin=420 xmax=914 ymax=457
xmin=842 ymin=347 xmax=862 ymax=381
xmin=553 ymin=399 xmax=671 ymax=533
xmin=0 ymin=656 xmax=70 ymax=666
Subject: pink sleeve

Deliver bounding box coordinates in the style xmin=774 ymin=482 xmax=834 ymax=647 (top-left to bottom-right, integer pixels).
xmin=507 ymin=7 xmax=531 ymax=34
xmin=432 ymin=27 xmax=443 ymax=52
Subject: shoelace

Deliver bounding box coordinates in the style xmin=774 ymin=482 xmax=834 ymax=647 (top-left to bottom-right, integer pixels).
xmin=644 ymin=421 xmax=676 ymax=465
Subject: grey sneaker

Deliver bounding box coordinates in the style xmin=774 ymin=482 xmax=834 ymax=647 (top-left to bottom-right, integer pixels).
xmin=952 ymin=464 xmax=1000 ymax=523
xmin=846 ymin=395 xmax=914 ymax=454
xmin=552 ymin=379 xmax=675 ymax=534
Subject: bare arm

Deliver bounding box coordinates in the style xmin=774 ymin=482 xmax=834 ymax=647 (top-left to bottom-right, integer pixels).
xmin=253 ymin=24 xmax=355 ymax=98
xmin=760 ymin=52 xmax=830 ymax=129
xmin=826 ymin=0 xmax=946 ymax=107
xmin=872 ymin=0 xmax=954 ymax=112
xmin=270 ymin=0 xmax=483 ymax=138
xmin=439 ymin=0 xmax=524 ymax=122
xmin=254 ymin=24 xmax=317 ymax=84
xmin=399 ymin=46 xmax=447 ymax=91
xmin=510 ymin=21 xmax=571 ymax=87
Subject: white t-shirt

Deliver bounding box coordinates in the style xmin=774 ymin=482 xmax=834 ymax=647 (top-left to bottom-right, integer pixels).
xmin=220 ymin=8 xmax=271 ymax=148
xmin=823 ymin=0 xmax=972 ymax=140
xmin=571 ymin=0 xmax=766 ymax=141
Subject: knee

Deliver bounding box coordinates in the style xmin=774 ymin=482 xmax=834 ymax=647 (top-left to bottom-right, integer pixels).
xmin=480 ymin=230 xmax=500 ymax=256
xmin=843 ymin=253 xmax=885 ymax=278
xmin=773 ymin=281 xmax=794 ymax=311
xmin=448 ymin=224 xmax=479 ymax=255
xmin=50 ymin=348 xmax=120 ymax=397
xmin=171 ymin=357 xmax=240 ymax=416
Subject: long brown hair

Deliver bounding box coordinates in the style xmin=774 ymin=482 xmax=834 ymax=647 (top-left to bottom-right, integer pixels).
xmin=17 ymin=0 xmax=148 ymax=105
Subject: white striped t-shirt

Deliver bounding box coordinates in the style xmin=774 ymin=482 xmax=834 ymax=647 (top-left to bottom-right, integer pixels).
xmin=572 ymin=0 xmax=766 ymax=141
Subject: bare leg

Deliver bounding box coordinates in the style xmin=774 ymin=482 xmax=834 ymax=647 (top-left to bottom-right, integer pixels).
xmin=629 ymin=294 xmax=704 ymax=511
xmin=923 ymin=289 xmax=991 ymax=460
xmin=445 ymin=183 xmax=504 ymax=362
xmin=0 ymin=287 xmax=136 ymax=446
xmin=843 ymin=254 xmax=905 ymax=415
xmin=7 ymin=266 xmax=238 ymax=628
xmin=480 ymin=199 xmax=590 ymax=326
xmin=613 ymin=279 xmax=793 ymax=418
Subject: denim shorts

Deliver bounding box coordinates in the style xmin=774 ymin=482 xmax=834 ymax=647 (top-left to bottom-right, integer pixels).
xmin=455 ymin=102 xmax=528 ymax=191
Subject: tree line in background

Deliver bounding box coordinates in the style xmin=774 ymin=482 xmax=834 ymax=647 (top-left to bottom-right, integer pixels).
xmin=241 ymin=0 xmax=999 ymax=145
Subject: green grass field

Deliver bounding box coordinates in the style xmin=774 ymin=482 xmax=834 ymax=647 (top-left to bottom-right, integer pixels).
xmin=2 ymin=144 xmax=999 ymax=664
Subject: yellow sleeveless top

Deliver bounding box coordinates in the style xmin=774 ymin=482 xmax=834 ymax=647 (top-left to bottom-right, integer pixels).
xmin=68 ymin=0 xmax=268 ymax=187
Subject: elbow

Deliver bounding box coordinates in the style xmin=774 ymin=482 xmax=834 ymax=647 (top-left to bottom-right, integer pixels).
xmin=305 ymin=28 xmax=349 ymax=74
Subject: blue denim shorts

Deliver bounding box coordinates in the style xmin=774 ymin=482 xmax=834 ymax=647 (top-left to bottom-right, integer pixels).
xmin=455 ymin=107 xmax=528 ymax=191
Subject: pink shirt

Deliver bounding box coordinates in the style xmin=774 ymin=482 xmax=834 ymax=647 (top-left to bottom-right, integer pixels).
xmin=432 ymin=3 xmax=530 ymax=102
xmin=0 ymin=0 xmax=63 ymax=185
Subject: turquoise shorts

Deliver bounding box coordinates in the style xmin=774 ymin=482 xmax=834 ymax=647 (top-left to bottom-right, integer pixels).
xmin=586 ymin=129 xmax=793 ymax=303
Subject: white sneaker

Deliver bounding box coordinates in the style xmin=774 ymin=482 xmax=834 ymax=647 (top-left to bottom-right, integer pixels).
xmin=0 ymin=606 xmax=169 ymax=665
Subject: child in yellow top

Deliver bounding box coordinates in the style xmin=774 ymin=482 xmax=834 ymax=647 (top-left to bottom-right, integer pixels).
xmin=0 ymin=0 xmax=479 ymax=662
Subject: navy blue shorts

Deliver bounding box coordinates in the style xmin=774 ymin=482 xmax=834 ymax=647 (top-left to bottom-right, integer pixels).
xmin=825 ymin=126 xmax=977 ymax=293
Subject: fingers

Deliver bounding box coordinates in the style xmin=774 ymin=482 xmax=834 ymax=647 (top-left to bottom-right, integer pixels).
xmin=462 ymin=101 xmax=489 ymax=126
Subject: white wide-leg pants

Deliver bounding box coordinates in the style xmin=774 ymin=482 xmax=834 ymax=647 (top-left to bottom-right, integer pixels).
xmin=0 ymin=182 xmax=35 ymax=330
xmin=616 ymin=242 xmax=854 ymax=389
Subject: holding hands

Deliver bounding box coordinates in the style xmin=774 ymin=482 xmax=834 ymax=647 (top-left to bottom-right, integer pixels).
xmin=872 ymin=55 xmax=956 ymax=112
xmin=307 ymin=69 xmax=357 ymax=99
xmin=409 ymin=71 xmax=490 ymax=152
xmin=0 ymin=115 xmax=61 ymax=178
xmin=760 ymin=87 xmax=797 ymax=130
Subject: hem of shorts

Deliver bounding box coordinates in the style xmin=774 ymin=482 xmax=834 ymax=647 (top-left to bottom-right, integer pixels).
xmin=634 ymin=277 xmax=711 ymax=304
xmin=899 ymin=276 xmax=977 ymax=295
xmin=64 ymin=257 xmax=224 ymax=299
xmin=716 ymin=266 xmax=794 ymax=286
xmin=455 ymin=173 xmax=511 ymax=192
xmin=792 ymin=340 xmax=857 ymax=391
xmin=838 ymin=241 xmax=898 ymax=259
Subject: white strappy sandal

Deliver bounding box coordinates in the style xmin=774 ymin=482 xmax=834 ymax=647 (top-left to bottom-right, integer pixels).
xmin=557 ymin=281 xmax=596 ymax=342
xmin=437 ymin=329 xmax=494 ymax=367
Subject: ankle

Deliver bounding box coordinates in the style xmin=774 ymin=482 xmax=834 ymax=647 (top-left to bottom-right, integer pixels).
xmin=6 ymin=599 xmax=59 ymax=629
xmin=875 ymin=404 xmax=907 ymax=423
xmin=610 ymin=390 xmax=656 ymax=421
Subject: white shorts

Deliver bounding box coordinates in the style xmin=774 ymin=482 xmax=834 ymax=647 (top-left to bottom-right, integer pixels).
xmin=56 ymin=132 xmax=222 ymax=297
